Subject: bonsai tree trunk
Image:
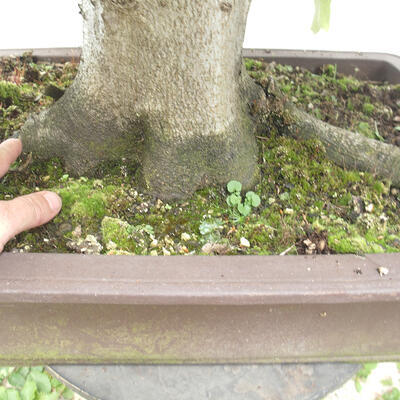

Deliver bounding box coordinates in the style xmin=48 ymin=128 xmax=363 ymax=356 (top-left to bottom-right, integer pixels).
xmin=20 ymin=0 xmax=400 ymax=199
xmin=20 ymin=0 xmax=265 ymax=200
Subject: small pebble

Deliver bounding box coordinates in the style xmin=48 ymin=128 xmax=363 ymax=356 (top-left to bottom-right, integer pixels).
xmin=365 ymin=203 xmax=374 ymax=213
xmin=72 ymin=225 xmax=82 ymax=238
xmin=202 ymin=243 xmax=213 ymax=254
xmin=181 ymin=232 xmax=191 ymax=242
xmin=164 ymin=235 xmax=174 ymax=246
xmin=106 ymin=241 xmax=117 ymax=251
xmin=318 ymin=240 xmax=326 ymax=252
xmin=156 ymin=199 xmax=163 ymax=209
xmin=377 ymin=266 xmax=389 ymax=277
xmin=240 ymin=237 xmax=250 ymax=248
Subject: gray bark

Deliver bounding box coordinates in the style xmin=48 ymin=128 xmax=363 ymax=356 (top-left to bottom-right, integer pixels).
xmin=20 ymin=0 xmax=265 ymax=200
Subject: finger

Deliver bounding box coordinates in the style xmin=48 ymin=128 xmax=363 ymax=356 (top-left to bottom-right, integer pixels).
xmin=0 ymin=191 xmax=62 ymax=252
xmin=0 ymin=139 xmax=22 ymax=178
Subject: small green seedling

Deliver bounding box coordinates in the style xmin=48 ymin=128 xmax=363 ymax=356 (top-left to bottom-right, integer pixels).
xmin=199 ymin=218 xmax=224 ymax=243
xmin=226 ymin=180 xmax=261 ymax=219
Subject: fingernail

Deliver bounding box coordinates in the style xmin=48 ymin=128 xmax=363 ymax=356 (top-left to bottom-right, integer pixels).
xmin=43 ymin=192 xmax=62 ymax=212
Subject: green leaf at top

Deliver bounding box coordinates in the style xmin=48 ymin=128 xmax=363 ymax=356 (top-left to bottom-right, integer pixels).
xmin=311 ymin=0 xmax=332 ymax=34
xmin=6 ymin=389 xmax=21 ymax=400
xmin=28 ymin=370 xmax=51 ymax=394
xmin=227 ymin=180 xmax=242 ymax=194
xmin=245 ymin=191 xmax=261 ymax=207
xmin=21 ymin=379 xmax=37 ymax=400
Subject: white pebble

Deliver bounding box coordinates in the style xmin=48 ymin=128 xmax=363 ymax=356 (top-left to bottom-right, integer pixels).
xmin=240 ymin=237 xmax=250 ymax=248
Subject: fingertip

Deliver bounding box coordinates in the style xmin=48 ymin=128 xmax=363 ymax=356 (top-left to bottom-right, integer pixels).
xmin=0 ymin=138 xmax=23 ymax=178
xmin=5 ymin=138 xmax=23 ymax=153
xmin=42 ymin=191 xmax=62 ymax=214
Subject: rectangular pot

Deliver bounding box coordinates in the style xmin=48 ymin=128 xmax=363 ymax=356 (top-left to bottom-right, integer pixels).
xmin=1 ymin=49 xmax=400 ymax=364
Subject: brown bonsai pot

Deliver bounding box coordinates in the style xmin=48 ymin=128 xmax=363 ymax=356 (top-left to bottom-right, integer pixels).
xmin=0 ymin=49 xmax=400 ymax=365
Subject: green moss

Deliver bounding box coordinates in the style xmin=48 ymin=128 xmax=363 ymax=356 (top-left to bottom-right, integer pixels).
xmin=244 ymin=58 xmax=263 ymax=71
xmin=101 ymin=217 xmax=136 ymax=253
xmin=347 ymin=98 xmax=354 ymax=111
xmin=337 ymin=76 xmax=360 ymax=92
xmin=0 ymin=81 xmax=22 ymax=105
xmin=322 ymin=64 xmax=337 ymax=79
xmin=1 ymin=57 xmax=399 ymax=257
xmin=357 ymin=122 xmax=375 ymax=139
xmin=362 ymin=102 xmax=375 ymax=115
xmin=56 ymin=181 xmax=109 ymax=221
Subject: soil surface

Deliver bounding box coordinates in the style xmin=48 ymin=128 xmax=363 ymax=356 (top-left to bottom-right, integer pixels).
xmin=1 ymin=53 xmax=400 ymax=257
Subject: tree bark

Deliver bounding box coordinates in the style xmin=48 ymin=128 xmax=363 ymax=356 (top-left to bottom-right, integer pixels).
xmin=20 ymin=0 xmax=265 ymax=200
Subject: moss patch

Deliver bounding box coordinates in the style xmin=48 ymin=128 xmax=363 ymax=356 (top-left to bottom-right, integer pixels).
xmin=1 ymin=56 xmax=400 ymax=256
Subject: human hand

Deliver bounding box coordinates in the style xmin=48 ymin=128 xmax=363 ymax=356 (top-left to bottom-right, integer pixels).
xmin=0 ymin=138 xmax=62 ymax=253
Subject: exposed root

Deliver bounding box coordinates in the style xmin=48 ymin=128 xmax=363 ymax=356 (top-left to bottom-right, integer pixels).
xmin=264 ymin=78 xmax=400 ymax=187
xmin=19 ymin=81 xmax=144 ymax=176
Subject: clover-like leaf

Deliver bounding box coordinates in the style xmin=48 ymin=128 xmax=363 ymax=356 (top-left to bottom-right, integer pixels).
xmin=227 ymin=193 xmax=241 ymax=207
xmin=8 ymin=371 xmax=26 ymax=388
xmin=237 ymin=203 xmax=251 ymax=217
xmin=21 ymin=379 xmax=37 ymax=400
xmin=18 ymin=368 xmax=31 ymax=379
xmin=28 ymin=370 xmax=51 ymax=394
xmin=245 ymin=191 xmax=261 ymax=208
xmin=227 ymin=180 xmax=242 ymax=194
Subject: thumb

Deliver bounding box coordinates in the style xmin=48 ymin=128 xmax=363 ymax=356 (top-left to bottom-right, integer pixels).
xmin=0 ymin=191 xmax=62 ymax=252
